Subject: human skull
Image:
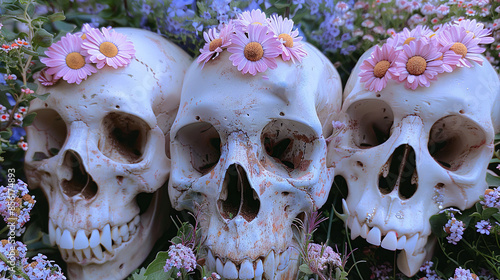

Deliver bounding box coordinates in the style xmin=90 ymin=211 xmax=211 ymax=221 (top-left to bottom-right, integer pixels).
xmin=24 ymin=28 xmax=191 ymax=279
xmin=169 ymin=43 xmax=341 ymax=279
xmin=330 ymin=49 xmax=500 ymax=276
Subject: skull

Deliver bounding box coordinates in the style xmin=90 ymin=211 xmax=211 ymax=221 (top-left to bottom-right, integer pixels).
xmin=169 ymin=43 xmax=342 ymax=279
xmin=330 ymin=49 xmax=500 ymax=276
xmin=24 ymin=28 xmax=191 ymax=279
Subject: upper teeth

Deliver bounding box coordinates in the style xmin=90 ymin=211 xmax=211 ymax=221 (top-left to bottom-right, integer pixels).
xmin=49 ymin=215 xmax=140 ymax=262
xmin=348 ymin=216 xmax=422 ymax=256
xmin=207 ymin=247 xmax=297 ymax=280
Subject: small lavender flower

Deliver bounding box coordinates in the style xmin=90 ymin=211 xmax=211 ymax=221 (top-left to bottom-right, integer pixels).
xmin=0 ymin=240 xmax=27 ymax=272
xmin=307 ymin=243 xmax=341 ymax=272
xmin=476 ymin=220 xmax=492 ymax=235
xmin=0 ymin=180 xmax=35 ymax=234
xmin=163 ymin=243 xmax=197 ymax=274
xmin=450 ymin=267 xmax=477 ymax=280
xmin=23 ymin=253 xmax=66 ymax=280
xmin=444 ymin=217 xmax=465 ymax=245
xmin=370 ymin=263 xmax=392 ymax=280
xmin=481 ymin=187 xmax=500 ymax=209
xmin=420 ymin=261 xmax=442 ymax=280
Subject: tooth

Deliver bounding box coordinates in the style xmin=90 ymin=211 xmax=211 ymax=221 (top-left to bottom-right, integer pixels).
xmin=342 ymin=199 xmax=350 ymax=216
xmin=55 ymin=227 xmax=62 ymax=245
xmin=263 ymin=250 xmax=275 ymax=279
xmin=404 ymin=233 xmax=419 ymax=255
xmin=111 ymin=226 xmax=120 ymax=241
xmin=215 ymin=258 xmax=223 ymax=276
xmin=120 ymin=224 xmax=129 ymax=242
xmin=91 ymin=245 xmax=103 ymax=260
xmin=115 ymin=236 xmax=122 ymax=246
xmin=89 ymin=229 xmax=100 ymax=248
xmin=83 ymin=247 xmax=92 ymax=259
xmin=278 ymin=249 xmax=290 ymax=270
xmin=49 ymin=220 xmax=56 ymax=246
xmin=207 ymin=250 xmax=216 ymax=270
xmin=75 ymin=249 xmax=83 ymax=262
xmin=223 ymin=260 xmax=238 ymax=279
xmin=381 ymin=231 xmax=398 ymax=251
xmin=366 ymin=227 xmax=381 ymax=246
xmin=350 ymin=219 xmax=362 ymax=240
xmin=133 ymin=215 xmax=140 ymax=226
xmin=397 ymin=247 xmax=426 ymax=276
xmin=254 ymin=275 xmax=262 ymax=280
xmin=60 ymin=249 xmax=68 ymax=259
xmin=397 ymin=235 xmax=407 ymax=250
xmin=255 ymin=259 xmax=264 ymax=278
xmin=274 ymin=251 xmax=280 ymax=272
xmin=74 ymin=230 xmax=90 ymax=250
xmin=101 ymin=224 xmax=113 ymax=252
xmin=60 ymin=229 xmax=74 ymax=249
xmin=128 ymin=222 xmax=136 ymax=233
xmin=360 ymin=224 xmax=369 ymax=239
xmin=239 ymin=260 xmax=254 ymax=279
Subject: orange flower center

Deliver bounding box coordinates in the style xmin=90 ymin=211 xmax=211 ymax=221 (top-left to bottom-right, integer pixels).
xmin=403 ymin=37 xmax=416 ymax=45
xmin=81 ymin=33 xmax=87 ymax=40
xmin=406 ymin=56 xmax=427 ymax=76
xmin=373 ymin=60 xmax=390 ymax=78
xmin=66 ymin=52 xmax=86 ymax=70
xmin=244 ymin=42 xmax=264 ymax=62
xmin=100 ymin=41 xmax=118 ymax=58
xmin=209 ymin=38 xmax=223 ymax=52
xmin=251 ymin=22 xmax=263 ymax=25
xmin=450 ymin=42 xmax=467 ymax=58
xmin=278 ymin=33 xmax=294 ymax=48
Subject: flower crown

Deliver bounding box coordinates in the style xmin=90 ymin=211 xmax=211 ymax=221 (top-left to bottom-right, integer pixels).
xmin=358 ymin=19 xmax=494 ymax=92
xmin=197 ymin=9 xmax=307 ymax=76
xmin=38 ymin=24 xmax=136 ymax=86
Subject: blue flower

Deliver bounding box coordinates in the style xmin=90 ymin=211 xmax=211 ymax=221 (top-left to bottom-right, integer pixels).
xmin=168 ymin=0 xmax=195 ymax=18
xmin=211 ymin=0 xmax=231 ymax=15
xmin=201 ymin=11 xmax=211 ymax=20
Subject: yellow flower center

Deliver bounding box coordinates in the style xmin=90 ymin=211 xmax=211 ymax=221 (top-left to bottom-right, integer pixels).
xmin=278 ymin=33 xmax=294 ymax=48
xmin=209 ymin=38 xmax=223 ymax=52
xmin=244 ymin=42 xmax=264 ymax=62
xmin=251 ymin=22 xmax=263 ymax=25
xmin=81 ymin=33 xmax=87 ymax=40
xmin=373 ymin=60 xmax=390 ymax=78
xmin=450 ymin=42 xmax=467 ymax=58
xmin=65 ymin=52 xmax=86 ymax=70
xmin=99 ymin=41 xmax=119 ymax=58
xmin=429 ymin=34 xmax=436 ymax=38
xmin=406 ymin=56 xmax=427 ymax=76
xmin=403 ymin=37 xmax=416 ymax=45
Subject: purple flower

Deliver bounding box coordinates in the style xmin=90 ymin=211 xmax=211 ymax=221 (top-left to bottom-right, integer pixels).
xmin=452 ymin=267 xmax=474 ymax=280
xmin=307 ymin=243 xmax=342 ymax=272
xmin=476 ymin=220 xmax=491 ymax=235
xmin=444 ymin=217 xmax=465 ymax=245
xmin=163 ymin=244 xmax=197 ymax=273
xmin=481 ymin=188 xmax=500 ymax=209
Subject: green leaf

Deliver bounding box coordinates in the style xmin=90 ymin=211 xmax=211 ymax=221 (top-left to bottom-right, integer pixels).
xmin=170 ymin=236 xmax=182 ymax=245
xmin=482 ymin=207 xmax=499 ymax=220
xmin=486 ymin=173 xmax=500 ymax=187
xmin=144 ymin=251 xmax=170 ymax=276
xmin=430 ymin=213 xmax=448 ymax=238
xmin=33 ymin=29 xmax=54 ymax=48
xmin=32 ymin=92 xmax=50 ymax=101
xmin=48 ymin=12 xmax=66 ymax=22
xmin=492 ymin=213 xmax=500 ymax=223
xmin=274 ymin=1 xmax=292 ymax=9
xmin=0 ymin=92 xmax=13 ymax=109
xmin=53 ymin=21 xmax=76 ymax=33
xmin=490 ymin=158 xmax=500 ymax=163
xmin=129 ymin=268 xmax=147 ymax=280
xmin=21 ymin=112 xmax=37 ymax=127
xmin=0 ymin=129 xmax=12 ymax=140
xmin=21 ymin=47 xmax=39 ymax=56
xmin=298 ymin=264 xmax=313 ymax=275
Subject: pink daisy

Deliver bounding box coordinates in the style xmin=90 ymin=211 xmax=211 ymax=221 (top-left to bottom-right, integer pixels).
xmin=268 ymin=14 xmax=307 ymax=63
xmin=197 ymin=21 xmax=234 ymax=67
xmin=391 ymin=39 xmax=444 ymax=90
xmin=227 ymin=24 xmax=282 ymax=76
xmin=454 ymin=19 xmax=494 ymax=44
xmin=41 ymin=33 xmax=97 ymax=85
xmin=437 ymin=25 xmax=485 ymax=67
xmin=235 ymin=9 xmax=269 ymax=31
xmin=81 ymin=27 xmax=136 ymax=69
xmin=35 ymin=68 xmax=60 ymax=86
xmin=359 ymin=44 xmax=399 ymax=92
xmin=395 ymin=25 xmax=434 ymax=48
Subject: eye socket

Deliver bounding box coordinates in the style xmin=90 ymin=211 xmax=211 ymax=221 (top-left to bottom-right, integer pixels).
xmin=261 ymin=119 xmax=318 ymax=176
xmin=29 ymin=109 xmax=67 ymax=161
xmin=346 ymin=99 xmax=394 ymax=148
xmin=175 ymin=122 xmax=221 ymax=174
xmin=428 ymin=115 xmax=487 ymax=172
xmin=99 ymin=112 xmax=149 ymax=164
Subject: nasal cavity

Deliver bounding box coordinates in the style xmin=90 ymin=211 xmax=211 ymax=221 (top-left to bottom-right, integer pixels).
xmin=61 ymin=150 xmax=98 ymax=199
xmin=217 ymin=164 xmax=260 ymax=222
xmin=378 ymin=144 xmax=418 ymax=199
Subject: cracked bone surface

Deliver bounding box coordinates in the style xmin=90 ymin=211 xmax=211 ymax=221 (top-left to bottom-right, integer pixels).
xmin=330 ymin=49 xmax=500 ymax=276
xmin=169 ymin=43 xmax=342 ymax=279
xmin=24 ymin=28 xmax=192 ymax=280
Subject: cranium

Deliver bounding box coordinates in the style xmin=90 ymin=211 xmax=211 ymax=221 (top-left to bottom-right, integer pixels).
xmin=168 ymin=43 xmax=342 ymax=279
xmin=330 ymin=48 xmax=500 ymax=276
xmin=24 ymin=28 xmax=191 ymax=279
